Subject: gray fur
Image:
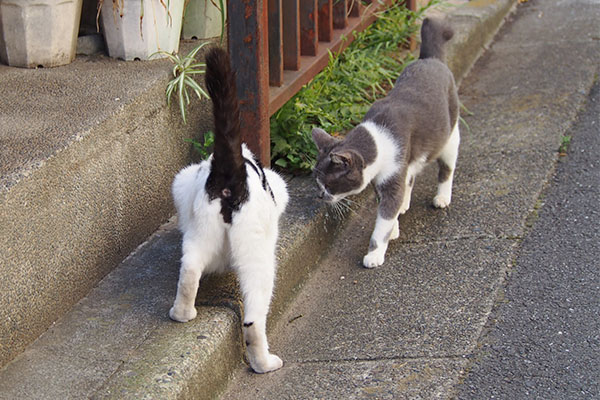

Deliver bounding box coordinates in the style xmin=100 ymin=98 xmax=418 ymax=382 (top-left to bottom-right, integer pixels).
xmin=312 ymin=125 xmax=377 ymax=198
xmin=438 ymin=159 xmax=452 ymax=183
xmin=376 ymin=171 xmax=405 ymax=220
xmin=369 ymin=238 xmax=378 ymax=251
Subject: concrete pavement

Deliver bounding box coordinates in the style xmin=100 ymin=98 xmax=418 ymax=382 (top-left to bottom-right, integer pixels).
xmin=457 ymin=82 xmax=600 ymax=399
xmin=220 ymin=0 xmax=600 ymax=398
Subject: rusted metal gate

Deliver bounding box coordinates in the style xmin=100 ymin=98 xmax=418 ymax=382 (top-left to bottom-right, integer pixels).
xmin=227 ymin=0 xmax=415 ymax=165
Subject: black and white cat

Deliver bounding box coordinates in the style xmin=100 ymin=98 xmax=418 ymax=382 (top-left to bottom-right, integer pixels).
xmin=312 ymin=17 xmax=459 ymax=268
xmin=169 ymin=48 xmax=289 ymax=373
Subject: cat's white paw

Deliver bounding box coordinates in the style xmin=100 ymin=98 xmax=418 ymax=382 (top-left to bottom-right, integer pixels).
xmin=433 ymin=195 xmax=451 ymax=209
xmin=169 ymin=305 xmax=197 ymax=322
xmin=249 ymin=353 xmax=283 ymax=374
xmin=363 ymin=251 xmax=385 ymax=268
xmin=398 ymin=205 xmax=409 ymax=215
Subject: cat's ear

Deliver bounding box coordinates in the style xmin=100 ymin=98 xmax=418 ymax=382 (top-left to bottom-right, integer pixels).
xmin=330 ymin=152 xmax=352 ymax=167
xmin=312 ymin=127 xmax=336 ymax=150
xmin=330 ymin=151 xmax=364 ymax=170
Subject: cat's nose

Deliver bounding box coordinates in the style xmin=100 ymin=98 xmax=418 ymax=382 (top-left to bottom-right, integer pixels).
xmin=317 ymin=191 xmax=324 ymax=200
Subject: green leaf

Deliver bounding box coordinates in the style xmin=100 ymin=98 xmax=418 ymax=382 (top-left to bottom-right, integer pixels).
xmin=274 ymin=158 xmax=288 ymax=168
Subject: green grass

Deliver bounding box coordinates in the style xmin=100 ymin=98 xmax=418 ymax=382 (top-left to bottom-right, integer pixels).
xmin=559 ymin=134 xmax=571 ymax=155
xmin=270 ymin=0 xmax=440 ymax=172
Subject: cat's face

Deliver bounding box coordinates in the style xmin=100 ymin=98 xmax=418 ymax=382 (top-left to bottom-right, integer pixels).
xmin=312 ymin=128 xmax=365 ymax=203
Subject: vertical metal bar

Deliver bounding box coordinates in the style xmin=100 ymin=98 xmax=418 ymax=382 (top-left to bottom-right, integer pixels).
xmin=332 ymin=0 xmax=348 ymax=29
xmin=403 ymin=0 xmax=418 ymax=51
xmin=283 ymin=0 xmax=300 ymax=70
xmin=228 ymin=0 xmax=271 ymax=165
xmin=317 ymin=0 xmax=333 ymax=42
xmin=349 ymin=0 xmax=361 ymax=17
xmin=300 ymin=0 xmax=318 ymax=56
xmin=269 ymin=0 xmax=283 ymax=86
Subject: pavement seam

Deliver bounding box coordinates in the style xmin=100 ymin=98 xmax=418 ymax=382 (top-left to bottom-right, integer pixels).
xmin=285 ymin=355 xmax=469 ymax=365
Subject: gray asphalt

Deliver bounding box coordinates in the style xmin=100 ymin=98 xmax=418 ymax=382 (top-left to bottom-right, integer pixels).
xmin=456 ymin=81 xmax=600 ymax=400
xmin=219 ymin=0 xmax=600 ymax=398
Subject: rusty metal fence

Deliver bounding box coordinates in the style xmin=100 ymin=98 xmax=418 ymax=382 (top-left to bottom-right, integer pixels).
xmin=227 ymin=0 xmax=415 ymax=165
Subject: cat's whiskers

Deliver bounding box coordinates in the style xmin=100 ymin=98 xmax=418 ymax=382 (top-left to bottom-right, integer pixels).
xmin=323 ymin=197 xmax=358 ymax=224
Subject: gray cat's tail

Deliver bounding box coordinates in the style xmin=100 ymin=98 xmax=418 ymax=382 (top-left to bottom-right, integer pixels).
xmin=419 ymin=17 xmax=454 ymax=62
xmin=204 ymin=47 xmax=248 ymax=223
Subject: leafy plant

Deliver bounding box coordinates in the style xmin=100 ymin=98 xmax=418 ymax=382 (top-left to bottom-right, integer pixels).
xmin=559 ymin=135 xmax=571 ymax=155
xmin=270 ymin=0 xmax=440 ymax=172
xmin=155 ymin=42 xmax=211 ymax=124
xmin=185 ymin=131 xmax=215 ymax=159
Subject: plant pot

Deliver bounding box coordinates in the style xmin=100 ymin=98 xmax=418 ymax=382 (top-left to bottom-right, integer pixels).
xmin=181 ymin=0 xmax=225 ymax=40
xmin=0 ymin=0 xmax=83 ymax=68
xmin=100 ymin=0 xmax=184 ymax=60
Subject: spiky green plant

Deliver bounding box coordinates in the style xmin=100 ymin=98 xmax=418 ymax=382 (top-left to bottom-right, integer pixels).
xmin=155 ymin=42 xmax=211 ymax=123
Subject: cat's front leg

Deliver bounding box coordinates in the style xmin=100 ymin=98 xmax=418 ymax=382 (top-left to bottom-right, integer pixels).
xmin=363 ymin=214 xmax=398 ymax=268
xmin=364 ymin=177 xmax=403 ymax=268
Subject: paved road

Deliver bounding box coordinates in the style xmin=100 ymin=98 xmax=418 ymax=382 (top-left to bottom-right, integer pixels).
xmin=456 ymin=81 xmax=600 ymax=400
xmin=220 ymin=0 xmax=600 ymax=398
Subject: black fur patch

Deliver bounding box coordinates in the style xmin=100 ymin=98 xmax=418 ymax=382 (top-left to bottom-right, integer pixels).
xmin=204 ymin=47 xmax=249 ymax=224
xmin=245 ymin=157 xmax=276 ymax=203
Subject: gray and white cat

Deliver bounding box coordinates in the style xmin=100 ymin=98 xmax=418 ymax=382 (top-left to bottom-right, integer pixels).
xmin=312 ymin=17 xmax=459 ymax=268
xmin=169 ymin=48 xmax=289 ymax=373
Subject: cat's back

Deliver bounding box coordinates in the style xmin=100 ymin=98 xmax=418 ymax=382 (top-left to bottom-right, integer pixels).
xmin=366 ymin=58 xmax=457 ymax=130
xmin=391 ymin=58 xmax=455 ymax=101
xmin=241 ymin=147 xmax=289 ymax=219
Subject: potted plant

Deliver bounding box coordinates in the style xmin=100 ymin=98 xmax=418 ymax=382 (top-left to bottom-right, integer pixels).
xmin=181 ymin=0 xmax=225 ymax=40
xmin=0 ymin=0 xmax=83 ymax=68
xmin=98 ymin=0 xmax=184 ymax=60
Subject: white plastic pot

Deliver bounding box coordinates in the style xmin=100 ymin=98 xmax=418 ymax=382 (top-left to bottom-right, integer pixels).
xmin=101 ymin=0 xmax=184 ymax=60
xmin=0 ymin=0 xmax=83 ymax=68
xmin=181 ymin=0 xmax=225 ymax=40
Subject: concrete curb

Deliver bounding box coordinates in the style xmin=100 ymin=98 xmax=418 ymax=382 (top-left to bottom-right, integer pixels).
xmin=0 ymin=1 xmax=517 ymax=398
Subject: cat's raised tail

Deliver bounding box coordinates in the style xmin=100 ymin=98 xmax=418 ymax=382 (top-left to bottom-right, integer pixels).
xmin=419 ymin=17 xmax=454 ymax=61
xmin=204 ymin=47 xmax=248 ymax=222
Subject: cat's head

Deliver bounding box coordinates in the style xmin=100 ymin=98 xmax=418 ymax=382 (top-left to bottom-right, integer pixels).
xmin=311 ymin=127 xmax=366 ymax=203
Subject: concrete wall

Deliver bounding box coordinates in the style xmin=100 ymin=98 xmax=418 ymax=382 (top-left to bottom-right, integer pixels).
xmin=0 ymin=50 xmax=213 ymax=368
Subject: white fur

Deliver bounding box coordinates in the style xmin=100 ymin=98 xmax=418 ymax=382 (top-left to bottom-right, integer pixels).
xmin=362 ymin=121 xmax=402 ymax=186
xmin=400 ymin=155 xmax=428 ymax=214
xmin=363 ymin=215 xmax=398 ymax=268
xmin=433 ymin=122 xmax=460 ymax=208
xmin=169 ymin=145 xmax=289 ymax=374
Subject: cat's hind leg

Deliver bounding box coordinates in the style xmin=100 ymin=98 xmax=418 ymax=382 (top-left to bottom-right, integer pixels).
xmin=399 ymin=171 xmax=415 ymax=215
xmin=434 ymin=123 xmax=460 ymax=208
xmin=231 ymin=229 xmax=283 ymax=373
xmin=170 ymin=228 xmax=225 ymax=322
